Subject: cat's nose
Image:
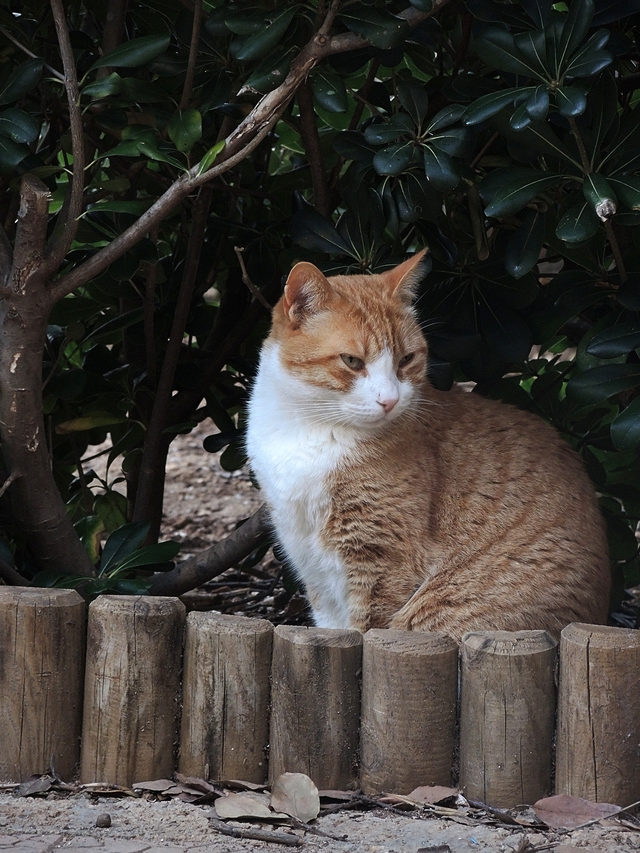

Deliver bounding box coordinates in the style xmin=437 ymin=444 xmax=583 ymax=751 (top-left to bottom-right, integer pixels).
xmin=377 ymin=394 xmax=398 ymax=414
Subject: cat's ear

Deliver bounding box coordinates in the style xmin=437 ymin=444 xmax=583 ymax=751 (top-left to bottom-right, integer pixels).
xmin=282 ymin=262 xmax=332 ymax=325
xmin=384 ymin=248 xmax=429 ymax=304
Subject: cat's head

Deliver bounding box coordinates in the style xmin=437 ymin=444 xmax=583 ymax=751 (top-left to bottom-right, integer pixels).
xmin=267 ymin=250 xmax=429 ymax=431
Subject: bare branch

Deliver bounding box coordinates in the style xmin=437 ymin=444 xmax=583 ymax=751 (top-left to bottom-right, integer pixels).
xmin=0 ymin=557 xmax=32 ymax=587
xmin=234 ymin=246 xmax=272 ymax=311
xmin=0 ymin=471 xmax=20 ymax=500
xmin=10 ymin=174 xmax=50 ymax=294
xmin=297 ymin=81 xmax=332 ymax=216
xmin=179 ymin=0 xmax=203 ymax=109
xmin=147 ymin=505 xmax=271 ymax=596
xmin=43 ymin=0 xmax=85 ymax=278
xmin=0 ymin=24 xmax=65 ymax=81
xmin=132 ymin=185 xmax=214 ymax=528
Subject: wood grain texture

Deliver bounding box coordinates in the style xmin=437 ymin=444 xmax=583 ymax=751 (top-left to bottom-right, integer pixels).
xmin=459 ymin=630 xmax=557 ymax=808
xmin=556 ymin=622 xmax=640 ymax=806
xmin=179 ymin=612 xmax=273 ymax=782
xmin=0 ymin=587 xmax=85 ymax=782
xmin=269 ymin=625 xmax=362 ymax=789
xmin=360 ymin=629 xmax=457 ymax=794
xmin=80 ymin=595 xmax=185 ymax=786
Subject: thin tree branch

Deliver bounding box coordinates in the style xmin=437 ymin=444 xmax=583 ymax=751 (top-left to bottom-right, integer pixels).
xmin=179 ymin=0 xmax=202 ymax=109
xmin=0 ymin=471 xmax=20 ymax=499
xmin=147 ymin=505 xmax=271 ymax=596
xmin=234 ymin=246 xmax=272 ymax=311
xmin=0 ymin=25 xmax=65 ymax=81
xmin=605 ymin=219 xmax=628 ymax=283
xmin=297 ymin=80 xmax=331 ymax=216
xmin=0 ymin=558 xmax=32 ymax=587
xmin=132 ymin=185 xmax=214 ymax=527
xmin=43 ymin=0 xmax=85 ymax=279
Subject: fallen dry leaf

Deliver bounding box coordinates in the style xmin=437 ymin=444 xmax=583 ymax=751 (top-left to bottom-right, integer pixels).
xmin=409 ymin=786 xmax=460 ymax=806
xmin=17 ymin=776 xmax=53 ymax=797
xmin=219 ymin=778 xmax=268 ymax=792
xmin=214 ymin=791 xmax=273 ymax=820
xmin=533 ymin=794 xmax=620 ymax=829
xmin=174 ymin=773 xmax=215 ymax=793
xmin=132 ymin=779 xmax=175 ymax=792
xmin=270 ymin=772 xmax=320 ymax=824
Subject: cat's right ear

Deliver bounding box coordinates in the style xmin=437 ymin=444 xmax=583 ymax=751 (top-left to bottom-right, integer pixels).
xmin=282 ymin=263 xmax=331 ymax=325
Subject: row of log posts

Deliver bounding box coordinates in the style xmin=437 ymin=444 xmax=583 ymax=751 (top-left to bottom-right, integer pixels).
xmin=1 ymin=588 xmax=639 ymax=808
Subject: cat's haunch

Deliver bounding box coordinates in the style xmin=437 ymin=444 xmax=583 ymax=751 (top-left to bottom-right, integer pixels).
xmin=246 ymin=252 xmax=610 ymax=640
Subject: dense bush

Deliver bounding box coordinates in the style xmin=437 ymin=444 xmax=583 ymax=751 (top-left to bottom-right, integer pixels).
xmin=0 ymin=0 xmax=639 ymax=611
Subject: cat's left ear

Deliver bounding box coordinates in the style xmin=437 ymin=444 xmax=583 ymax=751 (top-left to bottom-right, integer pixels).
xmin=384 ymin=248 xmax=429 ymax=303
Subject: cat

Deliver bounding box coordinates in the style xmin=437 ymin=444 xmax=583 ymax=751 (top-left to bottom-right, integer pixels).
xmin=246 ymin=250 xmax=611 ymax=640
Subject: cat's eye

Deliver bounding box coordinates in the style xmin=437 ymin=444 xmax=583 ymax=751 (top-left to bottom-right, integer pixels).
xmin=340 ymin=354 xmax=365 ymax=371
xmin=399 ymin=353 xmax=415 ymax=367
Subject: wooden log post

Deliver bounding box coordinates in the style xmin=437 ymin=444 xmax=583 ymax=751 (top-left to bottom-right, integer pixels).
xmin=269 ymin=626 xmax=362 ymax=789
xmin=179 ymin=612 xmax=273 ymax=782
xmin=80 ymin=595 xmax=185 ymax=786
xmin=459 ymin=630 xmax=557 ymax=808
xmin=556 ymin=623 xmax=640 ymax=806
xmin=360 ymin=630 xmax=458 ymax=795
xmin=0 ymin=587 xmax=85 ymax=782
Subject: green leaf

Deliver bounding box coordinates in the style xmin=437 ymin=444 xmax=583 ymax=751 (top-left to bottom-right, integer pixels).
xmin=289 ymin=207 xmax=354 ymax=255
xmin=332 ymin=131 xmax=374 ymax=162
xmin=397 ymin=80 xmax=429 ymax=127
xmin=373 ymin=142 xmax=415 ymax=176
xmin=312 ymin=68 xmax=348 ymax=113
xmin=82 ymin=72 xmax=122 ymax=100
xmin=429 ymin=127 xmax=472 ymax=157
xmin=423 ymin=145 xmax=459 ymax=191
xmin=99 ymin=521 xmax=150 ymax=575
xmin=504 ymin=210 xmax=544 ymax=279
xmin=233 ymin=7 xmax=297 ymax=62
xmin=426 ymin=104 xmax=466 ymax=133
xmin=525 ymin=85 xmax=549 ymax=121
xmin=582 ymin=173 xmax=617 ymax=220
xmin=609 ymin=176 xmax=640 ymax=211
xmin=0 ymin=59 xmax=43 ymax=106
xmin=556 ymin=86 xmax=587 ymax=117
xmin=75 ymin=515 xmax=105 ymax=564
xmin=611 ymin=396 xmax=640 ymax=450
xmin=119 ymin=77 xmax=167 ymax=103
xmin=339 ymin=4 xmax=411 ymax=49
xmin=46 ymin=369 xmax=86 ymax=401
xmin=586 ymin=324 xmax=640 ymax=358
xmin=557 ymin=0 xmax=595 ymax=70
xmin=137 ymin=141 xmax=186 ymax=170
xmin=510 ymin=102 xmax=533 ymax=131
xmin=484 ymin=172 xmax=558 ymax=217
xmin=490 ymin=111 xmax=577 ymax=165
xmin=566 ymin=363 xmax=640 ymax=403
xmin=55 ymin=412 xmax=128 ymax=434
xmin=168 ymin=109 xmax=202 ymax=153
xmin=107 ymin=540 xmax=181 ymax=574
xmin=564 ymin=48 xmax=612 ymax=78
xmin=556 ymin=200 xmax=600 ymax=242
xmin=364 ymin=114 xmax=414 ymax=145
xmin=479 ymin=298 xmax=533 ymax=362
xmin=89 ymin=35 xmax=171 ymax=70
xmin=197 ymin=139 xmax=225 ymax=177
xmin=243 ymin=46 xmax=295 ymax=93
xmin=85 ymin=200 xmax=147 ymax=215
xmin=474 ymin=27 xmax=542 ymax=77
xmin=0 ymin=133 xmax=29 ymax=170
xmin=224 ymin=10 xmax=264 ymax=34
xmin=514 ymin=29 xmax=550 ymax=79
xmin=462 ymin=87 xmax=523 ymax=125
xmin=409 ymin=0 xmax=432 ymax=10
xmin=0 ymin=108 xmax=39 ymax=144
xmin=94 ymin=492 xmax=128 ymax=532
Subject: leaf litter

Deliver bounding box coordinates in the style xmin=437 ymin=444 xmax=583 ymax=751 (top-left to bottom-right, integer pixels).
xmin=6 ymin=772 xmax=640 ymax=849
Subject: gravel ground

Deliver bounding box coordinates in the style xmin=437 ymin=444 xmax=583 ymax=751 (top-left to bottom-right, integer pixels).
xmin=1 ymin=792 xmax=640 ymax=852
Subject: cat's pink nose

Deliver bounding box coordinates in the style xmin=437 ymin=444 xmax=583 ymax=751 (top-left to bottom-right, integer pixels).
xmin=378 ymin=395 xmax=398 ymax=414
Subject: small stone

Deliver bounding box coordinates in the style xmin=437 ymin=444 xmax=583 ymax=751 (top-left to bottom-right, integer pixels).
xmin=95 ymin=813 xmax=111 ymax=828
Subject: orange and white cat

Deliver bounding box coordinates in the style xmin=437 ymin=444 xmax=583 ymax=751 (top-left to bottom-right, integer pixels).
xmin=246 ymin=251 xmax=610 ymax=640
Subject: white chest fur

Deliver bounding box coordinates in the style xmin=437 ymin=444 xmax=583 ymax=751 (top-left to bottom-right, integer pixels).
xmin=246 ymin=343 xmax=357 ymax=628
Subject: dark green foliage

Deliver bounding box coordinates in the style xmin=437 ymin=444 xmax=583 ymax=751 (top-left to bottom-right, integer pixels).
xmin=0 ymin=0 xmax=639 ymax=610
